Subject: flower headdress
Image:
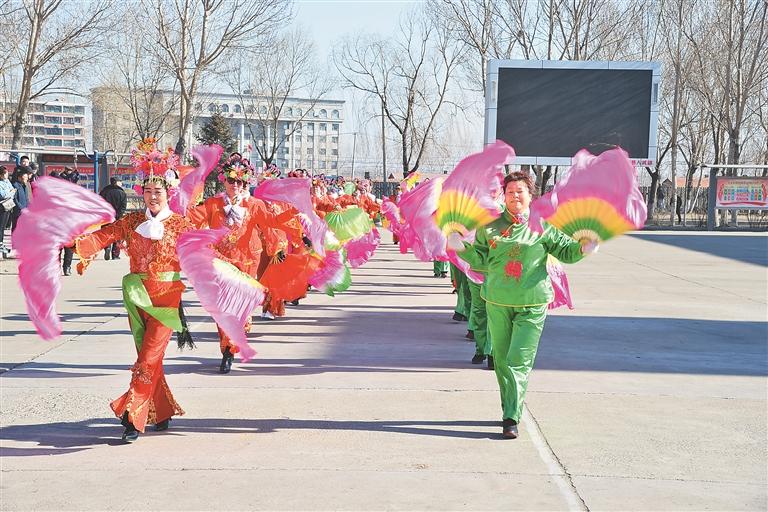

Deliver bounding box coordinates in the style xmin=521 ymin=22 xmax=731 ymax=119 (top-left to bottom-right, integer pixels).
xmin=130 ymin=137 xmax=180 ymax=189
xmin=217 ymin=152 xmax=256 ymax=184
xmin=262 ymin=163 xmax=281 ymax=180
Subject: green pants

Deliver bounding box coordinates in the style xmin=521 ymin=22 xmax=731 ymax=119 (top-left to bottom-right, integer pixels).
xmin=450 ymin=264 xmax=471 ymax=318
xmin=486 ymin=303 xmax=547 ymax=422
xmin=433 ymin=260 xmax=449 ymax=276
xmin=467 ymin=280 xmax=491 ymax=356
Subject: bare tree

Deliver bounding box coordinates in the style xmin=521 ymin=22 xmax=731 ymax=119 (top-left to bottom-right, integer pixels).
xmin=226 ymin=28 xmax=333 ymax=168
xmin=94 ymin=7 xmax=178 ymax=153
xmin=2 ymin=0 xmax=113 ymax=150
xmin=145 ymin=0 xmax=290 ymax=159
xmin=335 ymin=13 xmax=465 ymax=178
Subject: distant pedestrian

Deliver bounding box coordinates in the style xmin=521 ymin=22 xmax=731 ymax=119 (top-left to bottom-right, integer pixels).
xmin=99 ymin=177 xmax=127 ymax=260
xmin=0 ymin=166 xmax=15 ymax=255
xmin=676 ymin=195 xmax=682 ymax=224
xmin=10 ymin=168 xmax=30 ymax=233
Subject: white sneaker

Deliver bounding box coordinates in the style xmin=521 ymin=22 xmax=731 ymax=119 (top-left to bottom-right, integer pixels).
xmin=261 ymin=311 xmax=275 ymax=320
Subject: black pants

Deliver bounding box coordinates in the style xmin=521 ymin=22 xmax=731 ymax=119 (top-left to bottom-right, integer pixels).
xmin=104 ymin=242 xmax=121 ymax=258
xmin=62 ymin=247 xmax=74 ymax=271
xmin=0 ymin=208 xmax=11 ymax=246
xmin=10 ymin=207 xmax=21 ymax=232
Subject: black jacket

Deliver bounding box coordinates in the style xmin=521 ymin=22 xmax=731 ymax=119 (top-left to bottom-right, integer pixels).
xmin=99 ymin=184 xmax=127 ymax=218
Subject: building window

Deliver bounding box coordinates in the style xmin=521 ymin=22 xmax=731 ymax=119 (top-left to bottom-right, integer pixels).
xmin=331 ymin=161 xmax=338 ymax=169
xmin=208 ymin=103 xmax=216 ymax=112
xmin=319 ymin=123 xmax=327 ymax=131
xmin=331 ymin=149 xmax=338 ymax=156
xmin=332 ymin=110 xmax=340 ymax=119
xmin=319 ymin=109 xmax=327 ymax=118
xmin=45 ymin=104 xmax=62 ymax=112
xmin=63 ymin=128 xmax=75 ymax=136
xmin=46 ymin=116 xmax=62 ymax=124
xmin=331 ymin=136 xmax=338 ymax=144
xmin=319 ymin=160 xmax=327 ymax=169
xmin=233 ymin=104 xmax=242 ymax=113
xmin=247 ymin=105 xmax=255 ymax=114
xmin=260 ymin=105 xmax=268 ymax=115
xmin=46 ymin=127 xmax=62 ymax=135
xmin=320 ymin=136 xmax=326 ymax=143
xmin=287 ymin=107 xmax=293 ymax=117
xmin=306 ymin=122 xmax=314 ymax=132
xmin=221 ymin=104 xmax=229 ymax=113
xmin=306 ymin=135 xmax=312 ymax=143
xmin=306 ymin=148 xmax=312 ymax=155
xmin=295 ymin=108 xmax=302 ymax=117
xmin=32 ymin=115 xmax=45 ymax=123
xmin=195 ymin=102 xmax=202 ymax=110
xmin=319 ymin=148 xmax=326 ymax=155
xmin=332 ymin=123 xmax=339 ymax=131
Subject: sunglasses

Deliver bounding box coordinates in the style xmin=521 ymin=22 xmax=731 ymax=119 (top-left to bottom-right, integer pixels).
xmin=226 ymin=178 xmax=245 ymax=185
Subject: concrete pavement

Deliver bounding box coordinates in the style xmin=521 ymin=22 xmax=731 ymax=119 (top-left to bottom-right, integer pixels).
xmin=1 ymin=231 xmax=766 ymax=511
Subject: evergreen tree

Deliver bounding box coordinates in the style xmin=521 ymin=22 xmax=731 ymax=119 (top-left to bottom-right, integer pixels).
xmin=196 ymin=111 xmax=237 ymax=197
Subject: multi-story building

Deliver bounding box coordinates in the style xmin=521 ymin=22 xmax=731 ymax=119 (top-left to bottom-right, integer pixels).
xmin=0 ymin=98 xmax=88 ymax=151
xmin=90 ymin=87 xmax=344 ymax=174
xmin=191 ymin=92 xmax=344 ymax=173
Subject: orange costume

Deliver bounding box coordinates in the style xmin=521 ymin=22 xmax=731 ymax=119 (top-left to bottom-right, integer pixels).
xmin=257 ymin=200 xmax=304 ymax=318
xmin=75 ymin=210 xmax=191 ymax=433
xmin=187 ymin=194 xmax=299 ymax=352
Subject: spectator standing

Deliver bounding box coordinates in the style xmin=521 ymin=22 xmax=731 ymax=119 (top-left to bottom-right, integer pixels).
xmin=0 ymin=166 xmax=15 ymax=256
xmin=11 ymin=168 xmax=30 ymax=232
xmin=99 ymin=177 xmax=128 ymax=260
xmin=53 ymin=168 xmax=80 ymax=276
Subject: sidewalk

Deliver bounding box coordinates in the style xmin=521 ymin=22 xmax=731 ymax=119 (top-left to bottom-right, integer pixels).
xmin=1 ymin=231 xmax=766 ymax=511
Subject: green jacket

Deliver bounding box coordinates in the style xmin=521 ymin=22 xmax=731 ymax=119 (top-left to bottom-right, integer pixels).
xmin=459 ymin=211 xmax=583 ymax=307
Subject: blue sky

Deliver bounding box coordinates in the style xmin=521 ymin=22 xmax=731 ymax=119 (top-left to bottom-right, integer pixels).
xmin=294 ymin=0 xmax=421 ymax=66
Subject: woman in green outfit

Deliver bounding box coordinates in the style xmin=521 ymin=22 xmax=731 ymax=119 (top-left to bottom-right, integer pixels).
xmin=449 ymin=171 xmax=597 ymax=439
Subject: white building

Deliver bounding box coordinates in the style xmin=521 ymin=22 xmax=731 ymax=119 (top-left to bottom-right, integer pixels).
xmin=0 ymin=97 xmax=89 ymax=151
xmin=191 ymin=92 xmax=344 ymax=173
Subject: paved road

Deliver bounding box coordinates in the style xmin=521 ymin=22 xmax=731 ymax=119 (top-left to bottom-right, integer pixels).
xmin=1 ymin=231 xmax=766 ymax=511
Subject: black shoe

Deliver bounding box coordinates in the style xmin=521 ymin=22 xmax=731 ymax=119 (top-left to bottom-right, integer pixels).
xmin=120 ymin=412 xmax=139 ymax=442
xmin=465 ymin=330 xmax=474 ymax=340
xmin=471 ymin=353 xmax=486 ymax=364
xmin=486 ymin=355 xmax=494 ymax=370
xmin=112 ymin=254 xmax=120 ymax=260
xmin=502 ymin=418 xmax=518 ymax=439
xmin=219 ymin=348 xmax=234 ymax=374
xmin=122 ymin=426 xmax=139 ymax=442
xmin=155 ymin=418 xmax=170 ymax=431
xmin=104 ymin=250 xmax=110 ymax=261
xmin=452 ymin=312 xmax=467 ymax=322
xmin=440 ymin=272 xmax=447 ymax=278
xmin=63 ymin=267 xmax=71 ymax=276
xmin=290 ymin=299 xmax=299 ymax=306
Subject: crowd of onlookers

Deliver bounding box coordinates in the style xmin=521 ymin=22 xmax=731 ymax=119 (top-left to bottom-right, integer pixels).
xmin=0 ymin=156 xmax=127 ymax=269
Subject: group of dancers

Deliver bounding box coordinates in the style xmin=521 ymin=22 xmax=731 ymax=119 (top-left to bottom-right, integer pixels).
xmin=15 ymin=137 xmax=646 ymax=441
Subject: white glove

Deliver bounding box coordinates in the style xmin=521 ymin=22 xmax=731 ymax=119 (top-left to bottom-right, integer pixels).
xmin=580 ymin=238 xmax=599 ymax=255
xmin=446 ymin=232 xmax=465 ymax=252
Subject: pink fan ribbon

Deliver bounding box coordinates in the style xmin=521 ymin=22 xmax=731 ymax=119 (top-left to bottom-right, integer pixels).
xmin=253 ymin=177 xmax=327 ymax=256
xmin=177 ymin=227 xmax=265 ymax=362
xmin=14 ymin=177 xmax=116 ymax=340
xmin=529 ymin=147 xmax=647 ymax=234
xmin=546 ymin=257 xmax=574 ymax=310
xmin=346 ymin=228 xmax=381 ymax=268
xmin=438 ymin=139 xmax=512 ymax=232
xmin=308 ymin=249 xmax=345 ymax=290
xmin=169 ymin=144 xmax=224 ymax=215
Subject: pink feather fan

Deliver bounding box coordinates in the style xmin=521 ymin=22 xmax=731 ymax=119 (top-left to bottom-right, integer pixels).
xmin=13 ymin=177 xmax=115 ymax=340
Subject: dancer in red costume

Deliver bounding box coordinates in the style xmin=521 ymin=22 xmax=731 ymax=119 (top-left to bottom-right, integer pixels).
xmin=187 ymin=153 xmax=299 ymax=373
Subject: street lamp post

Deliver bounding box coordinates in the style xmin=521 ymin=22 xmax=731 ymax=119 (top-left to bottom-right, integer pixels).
xmin=351 ymin=132 xmax=357 ymax=179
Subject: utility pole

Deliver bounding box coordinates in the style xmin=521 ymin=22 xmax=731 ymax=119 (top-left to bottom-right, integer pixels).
xmin=351 ymin=132 xmax=357 ymax=179
xmin=381 ymin=102 xmax=387 ymax=185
